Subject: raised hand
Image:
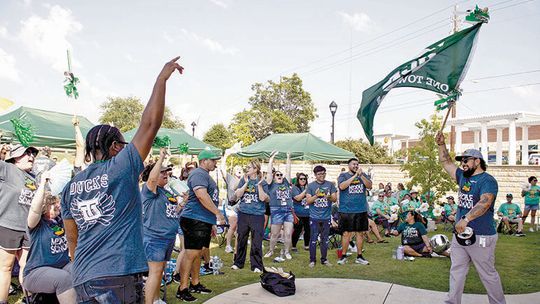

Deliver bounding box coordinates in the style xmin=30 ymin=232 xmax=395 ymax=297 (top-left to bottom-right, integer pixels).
xmin=436 ymin=131 xmax=446 ymax=146
xmin=157 ymin=56 xmax=184 ymax=81
xmin=269 ymin=150 xmax=278 ymax=160
xmin=159 ymin=147 xmax=169 ymax=160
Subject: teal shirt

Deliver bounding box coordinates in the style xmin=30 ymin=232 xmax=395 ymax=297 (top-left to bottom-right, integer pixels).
xmin=497 ymin=202 xmax=521 ymax=219
xmin=443 ymin=203 xmax=457 ymax=216
xmin=523 ymin=185 xmax=540 ymax=206
xmin=371 ymin=200 xmax=390 ymax=219
xmin=385 ymin=196 xmax=398 ymax=206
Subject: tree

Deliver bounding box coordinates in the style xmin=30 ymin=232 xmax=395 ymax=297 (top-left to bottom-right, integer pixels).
xmin=334 ymin=138 xmax=393 ymax=164
xmin=99 ymin=96 xmax=184 ymax=132
xmin=229 ymin=107 xmax=297 ymax=146
xmin=401 ymin=115 xmax=456 ymax=204
xmin=203 ymin=123 xmax=233 ymax=151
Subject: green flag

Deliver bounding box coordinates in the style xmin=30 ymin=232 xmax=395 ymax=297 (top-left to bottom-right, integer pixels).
xmin=358 ymin=23 xmax=484 ymax=145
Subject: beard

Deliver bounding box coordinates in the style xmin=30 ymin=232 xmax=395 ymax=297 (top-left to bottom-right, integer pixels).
xmin=463 ymin=166 xmax=476 ymax=178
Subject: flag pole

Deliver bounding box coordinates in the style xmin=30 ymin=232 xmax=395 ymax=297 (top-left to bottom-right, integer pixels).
xmin=440 ymin=101 xmax=455 ymax=132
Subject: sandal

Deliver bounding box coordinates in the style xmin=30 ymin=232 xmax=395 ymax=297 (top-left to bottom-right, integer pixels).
xmin=367 ymin=239 xmax=374 ymax=244
xmin=377 ymin=239 xmax=389 ymax=243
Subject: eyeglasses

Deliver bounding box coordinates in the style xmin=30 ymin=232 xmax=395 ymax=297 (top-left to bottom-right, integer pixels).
xmin=378 ymin=195 xmax=385 ymax=197
xmin=316 ymin=172 xmax=326 ymax=176
xmin=460 ymin=157 xmax=475 ymax=163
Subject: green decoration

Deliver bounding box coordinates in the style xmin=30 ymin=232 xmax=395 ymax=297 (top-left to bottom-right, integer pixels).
xmin=178 ymin=143 xmax=189 ymax=154
xmin=153 ymin=135 xmax=171 ymax=148
xmin=465 ymin=5 xmax=490 ymax=24
xmin=64 ymin=50 xmax=79 ymax=99
xmin=434 ymin=91 xmax=460 ymax=111
xmin=10 ymin=117 xmax=34 ymax=147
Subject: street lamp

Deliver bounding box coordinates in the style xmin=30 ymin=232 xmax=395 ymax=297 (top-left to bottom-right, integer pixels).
xmin=191 ymin=121 xmax=197 ymax=137
xmin=329 ymin=101 xmax=338 ymax=144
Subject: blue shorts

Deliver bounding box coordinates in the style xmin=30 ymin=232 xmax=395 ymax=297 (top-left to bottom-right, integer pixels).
xmin=524 ymin=204 xmax=539 ymax=212
xmin=143 ymin=237 xmax=175 ymax=262
xmin=270 ymin=207 xmax=294 ymax=225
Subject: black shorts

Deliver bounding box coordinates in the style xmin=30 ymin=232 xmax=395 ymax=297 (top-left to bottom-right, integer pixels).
xmin=0 ymin=225 xmax=30 ymax=250
xmin=265 ymin=204 xmax=271 ymax=216
xmin=180 ymin=217 xmax=212 ymax=250
xmin=339 ymin=212 xmax=368 ymax=232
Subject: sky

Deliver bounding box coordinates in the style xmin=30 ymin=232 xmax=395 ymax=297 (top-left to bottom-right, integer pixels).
xmin=1 ymin=0 xmax=539 ymax=144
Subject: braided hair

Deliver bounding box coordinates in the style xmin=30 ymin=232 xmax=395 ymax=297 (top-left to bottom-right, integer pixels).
xmin=85 ymin=124 xmax=124 ymax=163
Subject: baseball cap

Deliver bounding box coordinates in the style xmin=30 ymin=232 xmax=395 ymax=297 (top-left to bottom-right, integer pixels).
xmin=455 ymin=149 xmax=484 ymax=161
xmin=160 ymin=166 xmax=172 ymax=172
xmin=5 ymin=144 xmax=38 ymax=162
xmin=455 ymin=227 xmax=476 ymax=246
xmin=198 ymin=149 xmax=221 ymax=161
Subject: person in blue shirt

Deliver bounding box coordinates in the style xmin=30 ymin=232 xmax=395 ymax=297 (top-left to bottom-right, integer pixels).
xmin=437 ymin=133 xmax=505 ymax=304
xmin=291 ymin=173 xmax=310 ymax=252
xmin=305 ymin=166 xmax=337 ymax=267
xmin=177 ymin=149 xmax=225 ymax=302
xmin=261 ymin=151 xmax=294 ymax=260
xmin=61 ymin=57 xmax=184 ymax=303
xmin=336 ymin=158 xmax=372 ymax=266
xmin=141 ymin=148 xmax=180 ymax=304
xmin=23 ymin=172 xmax=75 ymax=303
xmin=231 ymin=160 xmax=267 ymax=273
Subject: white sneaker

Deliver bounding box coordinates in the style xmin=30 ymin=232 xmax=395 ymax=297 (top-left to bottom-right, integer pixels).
xmin=153 ymin=299 xmax=167 ymax=304
xmin=225 ymin=245 xmax=234 ymax=253
xmin=337 ymin=257 xmax=347 ymax=265
xmin=285 ymin=252 xmax=292 ymax=260
xmin=529 ymin=227 xmax=535 ymax=232
xmin=309 ymin=262 xmax=315 ymax=268
xmin=253 ymin=268 xmax=262 ymax=273
xmin=273 ymin=256 xmax=285 ymax=263
xmin=355 ymin=256 xmax=369 ymax=265
xmin=350 ymin=246 xmax=358 ymax=253
xmin=322 ymin=260 xmax=332 ymax=267
xmin=264 ymin=251 xmax=274 ymax=258
xmin=231 ymin=265 xmax=240 ymax=270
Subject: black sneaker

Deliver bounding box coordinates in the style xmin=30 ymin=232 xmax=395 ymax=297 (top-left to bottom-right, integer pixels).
xmin=189 ymin=283 xmax=212 ymax=294
xmin=515 ymin=231 xmax=526 ymax=237
xmin=173 ymin=273 xmax=181 ymax=284
xmin=176 ymin=288 xmax=197 ymax=302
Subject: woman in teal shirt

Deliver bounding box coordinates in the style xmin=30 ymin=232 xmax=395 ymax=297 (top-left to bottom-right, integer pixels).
xmin=521 ymin=176 xmax=540 ymax=232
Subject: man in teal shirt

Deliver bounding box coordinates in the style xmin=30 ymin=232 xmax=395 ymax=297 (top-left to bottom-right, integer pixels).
xmin=497 ymin=193 xmax=524 ymax=236
xmin=521 ymin=176 xmax=539 ymax=232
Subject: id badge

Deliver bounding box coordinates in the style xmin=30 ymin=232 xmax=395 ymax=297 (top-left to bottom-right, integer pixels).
xmin=479 ymin=237 xmax=487 ymax=248
xmin=281 ymin=199 xmax=287 ymax=206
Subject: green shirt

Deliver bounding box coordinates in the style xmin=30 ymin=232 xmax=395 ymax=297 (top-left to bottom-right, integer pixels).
xmin=371 ymin=200 xmax=390 ymax=218
xmin=497 ymin=202 xmax=522 ymax=219
xmin=385 ymin=196 xmax=398 ymax=206
xmin=443 ymin=203 xmax=457 ymax=216
xmin=523 ymin=185 xmax=540 ymax=206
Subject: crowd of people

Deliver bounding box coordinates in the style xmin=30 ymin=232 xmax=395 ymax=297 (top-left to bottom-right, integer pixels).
xmin=0 ymin=57 xmax=538 ymax=304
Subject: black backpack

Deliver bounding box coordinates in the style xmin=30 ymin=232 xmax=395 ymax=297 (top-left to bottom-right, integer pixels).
xmin=260 ymin=271 xmax=296 ymax=297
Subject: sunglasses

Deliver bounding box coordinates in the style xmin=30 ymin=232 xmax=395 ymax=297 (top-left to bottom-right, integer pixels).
xmin=460 ymin=157 xmax=475 ymax=163
xmin=275 ymin=173 xmax=283 ymax=177
xmin=299 ymin=178 xmax=307 ymax=180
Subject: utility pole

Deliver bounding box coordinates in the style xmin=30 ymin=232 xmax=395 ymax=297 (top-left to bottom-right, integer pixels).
xmin=449 ymin=5 xmax=460 ymax=152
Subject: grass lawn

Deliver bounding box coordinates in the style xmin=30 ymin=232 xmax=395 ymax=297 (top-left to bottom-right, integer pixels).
xmin=8 ymin=224 xmax=539 ymax=303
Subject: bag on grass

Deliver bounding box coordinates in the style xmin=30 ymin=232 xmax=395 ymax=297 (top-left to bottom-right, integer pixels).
xmin=260 ymin=270 xmax=296 ymax=297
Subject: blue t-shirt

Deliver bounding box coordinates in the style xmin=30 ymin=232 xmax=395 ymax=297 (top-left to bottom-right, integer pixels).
xmin=24 ymin=217 xmax=70 ymax=277
xmin=397 ymin=222 xmax=427 ymax=245
xmin=306 ymin=180 xmax=337 ymax=220
xmin=337 ymin=172 xmax=369 ymax=213
xmin=61 ymin=143 xmax=147 ymax=286
xmin=237 ymin=177 xmax=266 ymax=216
xmin=142 ymin=184 xmax=180 ymax=240
xmin=292 ymin=185 xmax=309 ymax=217
xmin=181 ymin=168 xmax=219 ymax=225
xmin=264 ymin=179 xmax=293 ymax=208
xmin=455 ymin=168 xmax=498 ymax=235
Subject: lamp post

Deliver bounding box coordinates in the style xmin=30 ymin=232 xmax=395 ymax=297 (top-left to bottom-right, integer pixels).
xmin=191 ymin=121 xmax=197 ymax=137
xmin=329 ymin=101 xmax=338 ymax=144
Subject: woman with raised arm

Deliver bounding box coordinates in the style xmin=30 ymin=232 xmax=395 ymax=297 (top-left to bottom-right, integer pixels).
xmin=61 ymin=57 xmax=183 ymax=303
xmin=23 ymin=171 xmax=76 ymax=303
xmin=262 ymin=151 xmax=294 ymax=260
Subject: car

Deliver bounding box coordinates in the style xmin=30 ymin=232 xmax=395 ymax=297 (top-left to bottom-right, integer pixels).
xmin=487 ymin=154 xmax=507 ymax=164
xmin=529 ymin=154 xmax=540 ymax=165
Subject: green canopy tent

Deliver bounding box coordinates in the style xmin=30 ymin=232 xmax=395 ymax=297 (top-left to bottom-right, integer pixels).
xmin=236 ymin=133 xmax=355 ymax=161
xmin=123 ymin=128 xmax=221 ymax=155
xmin=0 ymin=106 xmax=95 ymax=149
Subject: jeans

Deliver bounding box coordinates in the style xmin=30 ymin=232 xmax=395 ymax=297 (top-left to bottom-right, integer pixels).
xmin=309 ymin=219 xmax=330 ymax=263
xmin=74 ymin=274 xmax=144 ymax=304
xmin=292 ymin=216 xmax=310 ymax=248
xmin=233 ymin=212 xmax=265 ymax=271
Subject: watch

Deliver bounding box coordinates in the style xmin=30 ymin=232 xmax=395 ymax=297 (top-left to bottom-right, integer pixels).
xmin=461 ymin=215 xmax=469 ymax=223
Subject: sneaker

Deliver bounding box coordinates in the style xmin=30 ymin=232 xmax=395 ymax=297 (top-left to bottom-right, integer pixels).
xmin=355 ymin=256 xmax=369 ymax=265
xmin=349 ymin=245 xmax=358 ymax=253
xmin=515 ymin=231 xmax=526 ymax=237
xmin=264 ymin=251 xmax=274 ymax=258
xmin=303 ymin=246 xmax=309 ymax=250
xmin=231 ymin=265 xmax=240 ymax=270
xmin=285 ymin=252 xmax=292 ymax=260
xmin=291 ymin=247 xmax=298 ymax=253
xmin=405 ymin=256 xmax=416 ymax=261
xmin=253 ymin=268 xmax=262 ymax=273
xmin=189 ymin=283 xmax=212 ymax=294
xmin=309 ymin=262 xmax=315 ymax=268
xmin=153 ymin=299 xmax=167 ymax=304
xmin=225 ymin=245 xmax=234 ymax=253
xmin=199 ymin=266 xmax=212 ymax=276
xmin=173 ymin=273 xmax=181 ymax=284
xmin=322 ymin=260 xmax=332 ymax=267
xmin=273 ymin=256 xmax=285 ymax=263
xmin=176 ymin=288 xmax=197 ymax=302
xmin=529 ymin=227 xmax=535 ymax=232
xmin=337 ymin=257 xmax=347 ymax=265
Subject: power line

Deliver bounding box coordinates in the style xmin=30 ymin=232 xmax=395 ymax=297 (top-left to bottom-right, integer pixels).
xmin=492 ymin=0 xmax=536 ymax=11
xmin=469 ymin=69 xmax=540 ymax=81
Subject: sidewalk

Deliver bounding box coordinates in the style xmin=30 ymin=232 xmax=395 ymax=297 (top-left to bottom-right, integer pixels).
xmin=205 ymin=278 xmax=539 ymax=304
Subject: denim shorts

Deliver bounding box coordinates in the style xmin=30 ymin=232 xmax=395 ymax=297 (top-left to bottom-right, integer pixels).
xmin=270 ymin=207 xmax=294 ymax=225
xmin=143 ymin=236 xmax=175 ymax=262
xmin=524 ymin=204 xmax=539 ymax=211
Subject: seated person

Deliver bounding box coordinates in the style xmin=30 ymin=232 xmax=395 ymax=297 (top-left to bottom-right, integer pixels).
xmin=365 ymin=218 xmax=389 ymax=244
xmin=23 ymin=172 xmax=76 ymax=303
xmin=392 ymin=211 xmax=432 ymax=258
xmin=443 ymin=196 xmax=457 ymax=223
xmin=497 ymin=193 xmax=525 ymax=236
xmin=370 ymin=193 xmax=396 ymax=237
xmin=384 ymin=189 xmax=398 ymax=206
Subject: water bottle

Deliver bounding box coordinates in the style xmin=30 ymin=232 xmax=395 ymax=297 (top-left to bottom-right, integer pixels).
xmin=396 ymin=245 xmax=404 ymax=260
xmin=392 ymin=248 xmax=397 ymax=259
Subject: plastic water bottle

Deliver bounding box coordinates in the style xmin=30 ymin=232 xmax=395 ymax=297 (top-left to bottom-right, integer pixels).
xmin=396 ymin=245 xmax=404 ymax=260
xmin=392 ymin=248 xmax=397 ymax=259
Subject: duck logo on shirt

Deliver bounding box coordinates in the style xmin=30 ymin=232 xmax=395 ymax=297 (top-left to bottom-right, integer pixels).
xmin=314 ymin=187 xmax=329 ymax=208
xmin=70 ymin=192 xmax=116 ymax=232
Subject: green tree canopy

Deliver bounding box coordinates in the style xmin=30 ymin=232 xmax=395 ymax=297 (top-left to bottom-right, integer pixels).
xmin=99 ymin=96 xmax=184 ymax=132
xmin=401 ymin=114 xmax=456 ymax=204
xmin=203 ymin=123 xmax=233 ymax=151
xmin=334 ymin=138 xmax=393 ymax=164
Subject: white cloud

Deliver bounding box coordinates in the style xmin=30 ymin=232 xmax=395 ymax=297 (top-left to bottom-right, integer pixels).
xmin=0 ymin=48 xmax=21 ymax=82
xmin=337 ymin=11 xmax=374 ymax=32
xmin=180 ymin=29 xmax=238 ymax=55
xmin=18 ymin=5 xmax=83 ymax=72
xmin=210 ymin=0 xmax=228 ymax=9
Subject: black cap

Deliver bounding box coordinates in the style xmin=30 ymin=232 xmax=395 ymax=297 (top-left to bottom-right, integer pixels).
xmin=455 ymin=227 xmax=476 ymax=246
